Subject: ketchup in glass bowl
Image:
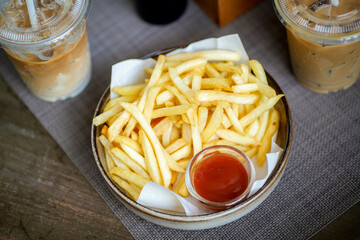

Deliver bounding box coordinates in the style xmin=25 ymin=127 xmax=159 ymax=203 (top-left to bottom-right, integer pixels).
xmin=185 ymin=145 xmax=256 ymax=211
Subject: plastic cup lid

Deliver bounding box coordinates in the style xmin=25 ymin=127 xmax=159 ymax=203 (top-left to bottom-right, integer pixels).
xmin=0 ymin=0 xmax=89 ymax=47
xmin=274 ymin=0 xmax=360 ymax=44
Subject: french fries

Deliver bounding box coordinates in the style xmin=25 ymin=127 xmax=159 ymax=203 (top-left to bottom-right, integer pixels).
xmin=194 ymin=90 xmax=258 ymax=104
xmin=112 ymin=83 xmax=146 ymax=97
xmin=111 ymin=167 xmax=149 ymax=189
xmin=139 ymin=130 xmax=162 ymax=185
xmin=93 ymin=50 xmax=284 ymax=201
xmin=249 ymin=60 xmax=267 ymax=84
xmin=93 ymin=104 xmax=122 ymax=126
xmin=201 ymin=104 xmax=224 ymax=143
xmin=257 ymin=109 xmax=280 ymax=167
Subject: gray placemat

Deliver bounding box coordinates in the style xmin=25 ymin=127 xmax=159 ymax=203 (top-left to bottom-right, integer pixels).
xmin=1 ymin=0 xmax=359 ymax=239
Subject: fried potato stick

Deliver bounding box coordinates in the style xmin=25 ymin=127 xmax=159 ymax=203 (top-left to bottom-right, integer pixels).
xmin=201 ymin=104 xmax=224 ymax=143
xmin=249 ymin=59 xmax=267 ymax=84
xmin=111 ymin=167 xmax=149 ymax=189
xmin=195 ymin=90 xmax=258 ymax=105
xmin=139 ymin=130 xmax=162 ymax=185
xmin=257 ymin=109 xmax=280 ymax=167
xmin=93 ymin=104 xmax=123 ymax=126
xmin=111 ymin=147 xmax=149 ymax=179
xmin=239 ymin=94 xmax=283 ymax=129
xmin=111 ymin=175 xmax=140 ymax=201
xmin=216 ymin=129 xmax=259 ymax=146
xmin=120 ymin=102 xmax=172 ymax=188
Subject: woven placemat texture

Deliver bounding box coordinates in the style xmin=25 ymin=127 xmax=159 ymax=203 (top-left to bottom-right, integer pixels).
xmin=0 ymin=0 xmax=359 ymax=239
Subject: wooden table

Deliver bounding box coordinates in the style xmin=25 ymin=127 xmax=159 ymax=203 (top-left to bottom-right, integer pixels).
xmin=0 ymin=76 xmax=133 ymax=239
xmin=0 ymin=74 xmax=359 ymax=239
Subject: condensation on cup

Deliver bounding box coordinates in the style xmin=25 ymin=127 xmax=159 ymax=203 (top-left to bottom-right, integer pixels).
xmin=0 ymin=0 xmax=91 ymax=102
xmin=274 ymin=0 xmax=360 ymax=94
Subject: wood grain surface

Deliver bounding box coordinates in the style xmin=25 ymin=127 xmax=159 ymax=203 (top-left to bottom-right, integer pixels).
xmin=0 ymin=76 xmax=133 ymax=240
xmin=0 ymin=75 xmax=359 ymax=240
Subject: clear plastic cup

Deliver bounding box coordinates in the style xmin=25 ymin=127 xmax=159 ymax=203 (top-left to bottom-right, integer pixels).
xmin=185 ymin=145 xmax=256 ymax=211
xmin=0 ymin=0 xmax=91 ymax=102
xmin=274 ymin=0 xmax=360 ymax=94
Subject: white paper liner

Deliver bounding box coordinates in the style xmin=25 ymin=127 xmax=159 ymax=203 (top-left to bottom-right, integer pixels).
xmin=110 ymin=34 xmax=283 ymax=216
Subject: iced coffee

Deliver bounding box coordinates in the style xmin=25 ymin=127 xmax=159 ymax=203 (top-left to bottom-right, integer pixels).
xmin=0 ymin=0 xmax=91 ymax=101
xmin=274 ymin=0 xmax=360 ymax=93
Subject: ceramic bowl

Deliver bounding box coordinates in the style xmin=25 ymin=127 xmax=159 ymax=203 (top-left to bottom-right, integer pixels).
xmin=91 ymin=50 xmax=293 ymax=230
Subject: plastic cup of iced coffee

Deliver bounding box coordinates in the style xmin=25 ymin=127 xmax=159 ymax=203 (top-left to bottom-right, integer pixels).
xmin=0 ymin=0 xmax=91 ymax=102
xmin=274 ymin=0 xmax=360 ymax=94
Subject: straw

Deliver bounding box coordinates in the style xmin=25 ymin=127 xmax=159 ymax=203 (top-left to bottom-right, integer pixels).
xmin=331 ymin=0 xmax=339 ymax=7
xmin=26 ymin=0 xmax=38 ymax=28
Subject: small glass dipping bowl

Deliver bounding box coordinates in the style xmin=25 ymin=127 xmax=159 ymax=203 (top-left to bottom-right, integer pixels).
xmin=185 ymin=145 xmax=256 ymax=211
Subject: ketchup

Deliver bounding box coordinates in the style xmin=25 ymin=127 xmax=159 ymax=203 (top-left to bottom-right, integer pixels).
xmin=193 ymin=153 xmax=249 ymax=203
